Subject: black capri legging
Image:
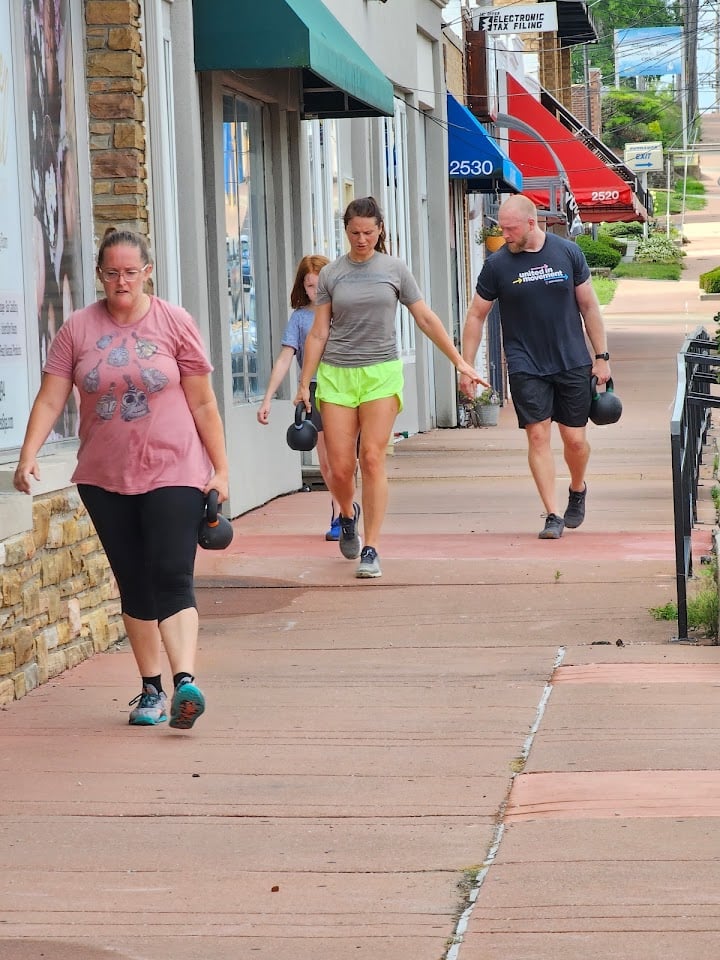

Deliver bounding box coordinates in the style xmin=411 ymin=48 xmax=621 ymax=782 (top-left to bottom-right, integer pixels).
xmin=78 ymin=485 xmax=205 ymax=623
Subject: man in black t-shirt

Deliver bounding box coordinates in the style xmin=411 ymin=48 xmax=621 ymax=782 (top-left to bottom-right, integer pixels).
xmin=459 ymin=195 xmax=612 ymax=539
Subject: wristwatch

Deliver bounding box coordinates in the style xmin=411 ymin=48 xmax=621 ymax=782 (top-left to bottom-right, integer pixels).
xmin=594 ymin=352 xmax=610 ymax=361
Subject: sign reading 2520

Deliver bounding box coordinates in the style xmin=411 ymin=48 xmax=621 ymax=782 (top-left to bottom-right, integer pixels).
xmin=449 ymin=159 xmax=496 ymax=177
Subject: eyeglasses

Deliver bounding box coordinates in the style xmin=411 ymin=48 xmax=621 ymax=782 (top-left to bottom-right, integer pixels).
xmin=99 ymin=265 xmax=150 ymax=283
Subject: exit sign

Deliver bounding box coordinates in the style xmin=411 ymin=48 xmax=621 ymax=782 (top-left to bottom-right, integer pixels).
xmin=624 ymin=141 xmax=664 ymax=172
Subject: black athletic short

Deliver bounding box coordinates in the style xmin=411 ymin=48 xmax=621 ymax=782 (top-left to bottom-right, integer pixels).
xmin=78 ymin=484 xmax=204 ymax=622
xmin=509 ymin=364 xmax=592 ymax=428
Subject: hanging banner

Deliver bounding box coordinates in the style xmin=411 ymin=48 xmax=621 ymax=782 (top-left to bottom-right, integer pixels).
xmin=565 ymin=191 xmax=583 ymax=237
xmin=472 ymin=4 xmax=558 ymax=34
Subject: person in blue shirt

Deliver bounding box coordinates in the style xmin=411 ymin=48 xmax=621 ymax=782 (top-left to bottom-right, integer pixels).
xmin=460 ymin=194 xmax=611 ymax=540
xmin=258 ymin=254 xmax=339 ymax=540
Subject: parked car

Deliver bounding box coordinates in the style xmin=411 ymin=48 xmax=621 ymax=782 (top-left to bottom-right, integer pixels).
xmin=241 ymin=234 xmax=252 ymax=290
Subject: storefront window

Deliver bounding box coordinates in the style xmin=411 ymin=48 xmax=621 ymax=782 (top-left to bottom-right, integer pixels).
xmin=0 ymin=0 xmax=31 ymax=449
xmin=23 ymin=0 xmax=84 ymax=438
xmin=381 ymin=100 xmax=415 ymax=356
xmin=305 ymin=119 xmax=344 ymax=261
xmin=223 ymin=94 xmax=269 ymax=403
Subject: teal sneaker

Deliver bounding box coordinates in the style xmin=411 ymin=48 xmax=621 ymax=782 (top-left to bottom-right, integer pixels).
xmin=128 ymin=684 xmax=167 ymax=725
xmin=169 ymin=681 xmax=205 ymax=730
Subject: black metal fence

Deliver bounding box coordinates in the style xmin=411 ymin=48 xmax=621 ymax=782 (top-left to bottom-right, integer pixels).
xmin=670 ymin=326 xmax=718 ymax=642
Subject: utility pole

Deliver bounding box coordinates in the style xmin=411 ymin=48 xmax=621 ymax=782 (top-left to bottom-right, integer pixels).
xmin=716 ymin=0 xmax=720 ymax=106
xmin=682 ymin=0 xmax=698 ymax=131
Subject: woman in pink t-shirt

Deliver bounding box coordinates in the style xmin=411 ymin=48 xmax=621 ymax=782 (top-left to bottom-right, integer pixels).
xmin=13 ymin=228 xmax=229 ymax=731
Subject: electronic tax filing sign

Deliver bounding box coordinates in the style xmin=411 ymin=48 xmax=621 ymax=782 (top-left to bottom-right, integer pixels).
xmin=472 ymin=4 xmax=558 ymax=34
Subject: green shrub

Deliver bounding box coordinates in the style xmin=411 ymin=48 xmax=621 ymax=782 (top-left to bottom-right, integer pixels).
xmin=700 ymin=266 xmax=720 ymax=293
xmin=634 ymin=235 xmax=683 ymax=264
xmin=576 ymin=235 xmax=622 ymax=269
xmin=600 ymin=221 xmax=644 ymax=238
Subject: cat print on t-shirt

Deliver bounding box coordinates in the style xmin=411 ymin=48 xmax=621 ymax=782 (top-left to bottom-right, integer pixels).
xmin=81 ymin=330 xmax=168 ymax=422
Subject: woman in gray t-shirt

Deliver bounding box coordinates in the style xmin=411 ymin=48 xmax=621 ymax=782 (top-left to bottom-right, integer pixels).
xmin=295 ymin=196 xmax=484 ymax=581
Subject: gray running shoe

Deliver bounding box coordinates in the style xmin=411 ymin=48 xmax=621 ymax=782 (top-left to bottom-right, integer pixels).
xmin=128 ymin=684 xmax=167 ymax=725
xmin=339 ymin=502 xmax=362 ymax=559
xmin=538 ymin=513 xmax=565 ymax=539
xmin=563 ymin=484 xmax=587 ymax=528
xmin=356 ymin=546 xmax=382 ymax=579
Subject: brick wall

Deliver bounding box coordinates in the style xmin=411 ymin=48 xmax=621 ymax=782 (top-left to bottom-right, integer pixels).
xmin=86 ymin=0 xmax=149 ymax=242
xmin=0 ymin=489 xmax=125 ymax=705
xmin=571 ymin=68 xmax=602 ymax=135
xmin=539 ymin=37 xmax=573 ymax=110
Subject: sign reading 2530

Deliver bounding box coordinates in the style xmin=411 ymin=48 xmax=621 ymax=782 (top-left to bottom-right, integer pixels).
xmin=449 ymin=159 xmax=496 ymax=177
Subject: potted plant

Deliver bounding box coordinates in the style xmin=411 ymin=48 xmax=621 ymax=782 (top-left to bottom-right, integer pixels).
xmin=477 ymin=224 xmax=505 ymax=252
xmin=458 ymin=388 xmax=501 ymax=427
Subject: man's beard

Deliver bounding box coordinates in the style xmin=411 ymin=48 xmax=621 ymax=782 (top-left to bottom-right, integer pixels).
xmin=507 ymin=235 xmax=529 ymax=253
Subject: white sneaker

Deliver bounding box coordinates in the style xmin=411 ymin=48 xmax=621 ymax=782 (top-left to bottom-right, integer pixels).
xmin=356 ymin=546 xmax=382 ymax=578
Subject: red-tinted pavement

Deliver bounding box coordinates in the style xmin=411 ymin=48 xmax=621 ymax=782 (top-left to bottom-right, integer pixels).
xmin=3 ymin=132 xmax=720 ymax=960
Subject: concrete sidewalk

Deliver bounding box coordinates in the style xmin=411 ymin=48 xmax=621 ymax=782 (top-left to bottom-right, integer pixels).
xmin=3 ymin=146 xmax=720 ymax=960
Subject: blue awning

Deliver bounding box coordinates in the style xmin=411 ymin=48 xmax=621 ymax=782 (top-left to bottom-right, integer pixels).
xmin=447 ymin=94 xmax=522 ymax=193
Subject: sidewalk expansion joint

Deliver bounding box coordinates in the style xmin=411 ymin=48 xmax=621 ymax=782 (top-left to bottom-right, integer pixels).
xmin=445 ymin=645 xmax=565 ymax=960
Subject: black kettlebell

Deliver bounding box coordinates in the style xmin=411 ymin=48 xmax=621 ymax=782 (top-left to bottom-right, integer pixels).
xmin=197 ymin=489 xmax=234 ymax=550
xmin=286 ymin=402 xmax=318 ymax=452
xmin=589 ymin=376 xmax=623 ymax=426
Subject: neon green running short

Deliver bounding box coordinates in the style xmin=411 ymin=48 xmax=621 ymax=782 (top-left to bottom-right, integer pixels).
xmin=316 ymin=359 xmax=404 ymax=411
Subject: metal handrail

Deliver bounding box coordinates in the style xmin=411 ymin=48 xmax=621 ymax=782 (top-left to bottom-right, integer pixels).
xmin=670 ymin=327 xmax=718 ymax=642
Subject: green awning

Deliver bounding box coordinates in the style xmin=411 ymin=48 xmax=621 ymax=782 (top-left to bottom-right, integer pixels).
xmin=192 ymin=0 xmax=395 ymax=119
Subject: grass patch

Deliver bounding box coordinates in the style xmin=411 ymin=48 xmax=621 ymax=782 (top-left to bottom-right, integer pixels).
xmin=612 ymin=261 xmax=682 ymax=280
xmin=649 ymin=562 xmax=719 ymax=638
xmin=650 ymin=602 xmax=677 ymax=621
xmin=712 ymin=484 xmax=720 ymax=520
xmin=591 ymin=275 xmax=617 ymax=304
xmin=652 ymin=188 xmax=706 ymax=215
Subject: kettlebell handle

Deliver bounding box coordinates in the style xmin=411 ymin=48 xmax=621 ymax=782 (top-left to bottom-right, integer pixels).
xmin=295 ymin=402 xmax=310 ymax=427
xmin=591 ymin=376 xmax=614 ymax=398
xmin=206 ymin=489 xmax=220 ymax=526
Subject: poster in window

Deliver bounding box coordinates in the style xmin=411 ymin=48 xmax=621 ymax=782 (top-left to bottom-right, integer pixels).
xmin=24 ymin=0 xmax=83 ymax=438
xmin=0 ymin=0 xmax=30 ymax=448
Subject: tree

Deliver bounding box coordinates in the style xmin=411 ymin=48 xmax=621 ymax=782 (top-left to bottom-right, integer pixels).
xmin=600 ymin=88 xmax=682 ymax=150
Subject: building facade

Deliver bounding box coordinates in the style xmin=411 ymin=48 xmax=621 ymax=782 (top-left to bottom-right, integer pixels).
xmin=0 ymin=0 xmax=466 ymax=700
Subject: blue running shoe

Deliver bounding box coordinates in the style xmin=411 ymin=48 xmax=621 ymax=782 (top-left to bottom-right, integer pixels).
xmin=169 ymin=681 xmax=205 ymax=730
xmin=325 ymin=516 xmax=341 ymax=541
xmin=128 ymin=684 xmax=167 ymax=725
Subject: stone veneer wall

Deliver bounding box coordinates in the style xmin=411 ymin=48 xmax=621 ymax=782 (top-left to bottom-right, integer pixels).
xmin=0 ymin=1 xmax=152 ymax=704
xmin=0 ymin=487 xmax=124 ymax=704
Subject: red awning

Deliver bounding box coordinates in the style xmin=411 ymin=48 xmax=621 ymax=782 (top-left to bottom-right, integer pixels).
xmin=506 ymin=75 xmax=646 ymax=223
